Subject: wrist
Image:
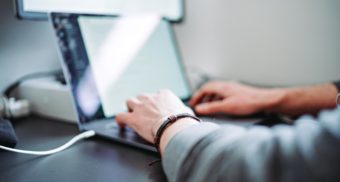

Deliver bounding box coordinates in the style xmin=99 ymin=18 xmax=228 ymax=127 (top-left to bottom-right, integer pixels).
xmin=151 ymin=113 xmax=199 ymax=139
xmin=262 ymin=88 xmax=287 ymax=113
xmin=159 ymin=118 xmax=199 ymax=155
xmin=152 ymin=116 xmax=168 ymax=139
xmin=153 ymin=113 xmax=201 ymax=155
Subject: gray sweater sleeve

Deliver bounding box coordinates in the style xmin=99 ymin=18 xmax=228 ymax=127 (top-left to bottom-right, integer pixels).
xmin=162 ymin=108 xmax=340 ymax=182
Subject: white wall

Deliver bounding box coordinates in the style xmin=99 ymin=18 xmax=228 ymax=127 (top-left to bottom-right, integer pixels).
xmin=1 ymin=0 xmax=340 ymax=92
xmin=174 ymin=0 xmax=340 ymax=86
xmin=0 ymin=0 xmax=60 ymax=92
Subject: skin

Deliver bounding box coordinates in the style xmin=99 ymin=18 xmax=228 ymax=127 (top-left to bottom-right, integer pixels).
xmin=190 ymin=81 xmax=338 ymax=116
xmin=190 ymin=81 xmax=284 ymax=116
xmin=116 ymin=81 xmax=339 ymax=155
xmin=115 ymin=90 xmax=199 ymax=154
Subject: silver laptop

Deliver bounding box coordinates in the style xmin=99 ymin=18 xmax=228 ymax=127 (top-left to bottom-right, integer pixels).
xmin=50 ymin=13 xmax=258 ymax=152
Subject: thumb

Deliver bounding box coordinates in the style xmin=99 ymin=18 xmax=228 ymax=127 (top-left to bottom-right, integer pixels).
xmin=116 ymin=112 xmax=133 ymax=127
xmin=195 ymin=101 xmax=225 ymax=115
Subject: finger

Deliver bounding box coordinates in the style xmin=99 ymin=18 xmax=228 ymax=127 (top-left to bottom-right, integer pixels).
xmin=201 ymin=94 xmax=216 ymax=103
xmin=190 ymin=82 xmax=221 ymax=106
xmin=190 ymin=82 xmax=232 ymax=106
xmin=189 ymin=90 xmax=207 ymax=106
xmin=115 ymin=112 xmax=133 ymax=127
xmin=211 ymin=94 xmax=224 ymax=102
xmin=195 ymin=101 xmax=225 ymax=115
xmin=117 ymin=122 xmax=126 ymax=131
xmin=127 ymin=98 xmax=140 ymax=111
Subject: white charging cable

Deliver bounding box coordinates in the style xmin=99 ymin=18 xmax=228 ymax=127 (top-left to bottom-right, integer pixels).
xmin=0 ymin=130 xmax=95 ymax=155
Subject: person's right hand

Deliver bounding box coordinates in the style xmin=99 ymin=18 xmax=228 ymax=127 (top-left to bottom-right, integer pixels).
xmin=190 ymin=81 xmax=283 ymax=116
xmin=116 ymin=90 xmax=195 ymax=143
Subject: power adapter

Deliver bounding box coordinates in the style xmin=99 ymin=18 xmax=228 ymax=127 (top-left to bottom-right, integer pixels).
xmin=15 ymin=78 xmax=78 ymax=123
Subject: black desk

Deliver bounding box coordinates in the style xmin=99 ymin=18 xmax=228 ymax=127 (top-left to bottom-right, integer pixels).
xmin=0 ymin=114 xmax=285 ymax=182
xmin=0 ymin=116 xmax=166 ymax=182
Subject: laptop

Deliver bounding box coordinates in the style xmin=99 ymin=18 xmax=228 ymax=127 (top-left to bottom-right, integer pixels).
xmin=50 ymin=13 xmax=258 ymax=152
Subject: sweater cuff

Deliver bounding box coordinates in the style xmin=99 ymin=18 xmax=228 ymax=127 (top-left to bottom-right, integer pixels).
xmin=162 ymin=122 xmax=220 ymax=181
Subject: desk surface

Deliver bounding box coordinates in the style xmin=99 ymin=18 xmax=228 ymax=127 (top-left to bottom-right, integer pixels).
xmin=0 ymin=116 xmax=166 ymax=182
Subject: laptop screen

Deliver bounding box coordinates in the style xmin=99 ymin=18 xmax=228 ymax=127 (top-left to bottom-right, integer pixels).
xmin=17 ymin=0 xmax=184 ymax=21
xmin=52 ymin=13 xmax=191 ymax=123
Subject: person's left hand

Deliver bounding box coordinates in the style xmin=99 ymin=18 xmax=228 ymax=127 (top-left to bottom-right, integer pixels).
xmin=116 ymin=90 xmax=193 ymax=143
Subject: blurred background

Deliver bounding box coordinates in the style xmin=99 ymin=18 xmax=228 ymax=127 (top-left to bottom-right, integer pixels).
xmin=1 ymin=0 xmax=340 ymax=92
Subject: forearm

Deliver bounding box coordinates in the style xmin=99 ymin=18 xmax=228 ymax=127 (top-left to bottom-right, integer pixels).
xmin=266 ymin=83 xmax=338 ymax=116
xmin=162 ymin=122 xmax=221 ymax=182
xmin=163 ymin=109 xmax=340 ymax=182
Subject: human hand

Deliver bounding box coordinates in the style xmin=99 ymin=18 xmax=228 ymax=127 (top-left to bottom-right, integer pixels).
xmin=116 ymin=90 xmax=194 ymax=143
xmin=190 ymin=81 xmax=283 ymax=116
